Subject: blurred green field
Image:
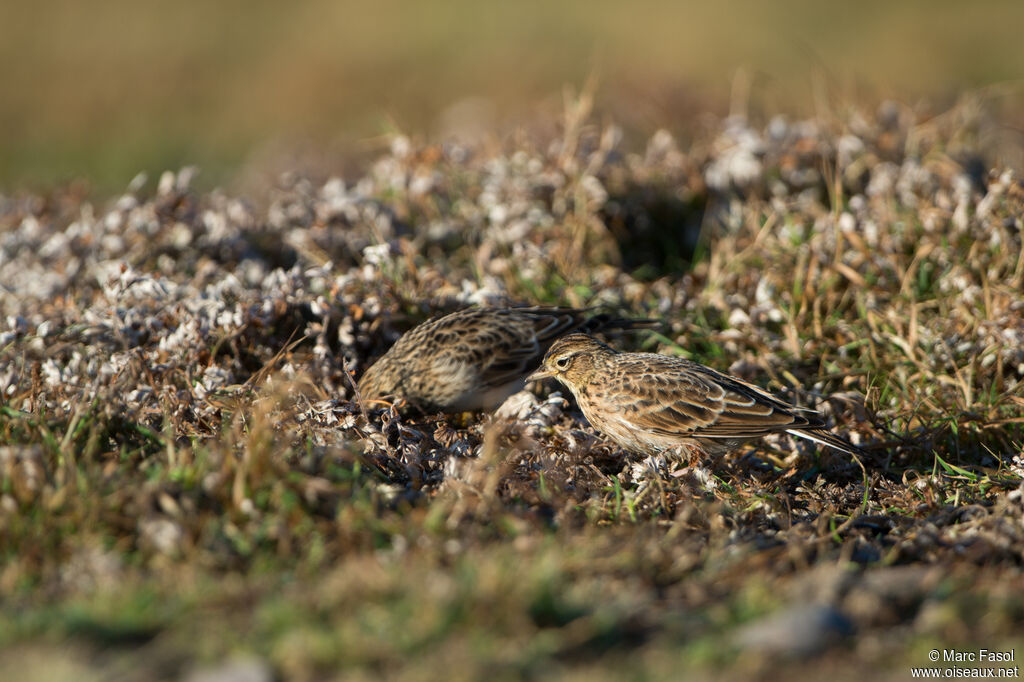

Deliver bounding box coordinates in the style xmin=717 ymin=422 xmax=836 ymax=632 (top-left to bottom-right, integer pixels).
xmin=2 ymin=0 xmax=1023 ymax=192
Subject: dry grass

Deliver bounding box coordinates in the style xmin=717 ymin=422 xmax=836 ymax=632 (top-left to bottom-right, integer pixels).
xmin=1 ymin=89 xmax=1023 ymax=680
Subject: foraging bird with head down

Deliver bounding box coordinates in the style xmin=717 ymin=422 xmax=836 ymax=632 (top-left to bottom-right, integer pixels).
xmin=527 ymin=333 xmax=864 ymax=459
xmin=358 ymin=308 xmax=653 ymax=413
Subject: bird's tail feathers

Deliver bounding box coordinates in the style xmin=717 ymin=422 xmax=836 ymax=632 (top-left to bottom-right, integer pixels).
xmin=787 ymin=428 xmax=867 ymax=458
xmin=583 ymin=314 xmax=660 ymax=334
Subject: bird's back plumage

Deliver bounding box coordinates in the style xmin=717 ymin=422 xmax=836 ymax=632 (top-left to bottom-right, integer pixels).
xmin=533 ymin=334 xmax=864 ymax=458
xmin=358 ymin=308 xmax=651 ymax=412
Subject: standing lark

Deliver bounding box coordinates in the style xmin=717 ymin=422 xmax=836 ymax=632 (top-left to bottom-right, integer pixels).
xmin=358 ymin=308 xmax=653 ymax=413
xmin=527 ymin=333 xmax=864 ymax=459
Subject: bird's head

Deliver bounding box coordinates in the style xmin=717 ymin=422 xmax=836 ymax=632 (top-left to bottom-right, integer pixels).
xmin=527 ymin=333 xmax=613 ymax=388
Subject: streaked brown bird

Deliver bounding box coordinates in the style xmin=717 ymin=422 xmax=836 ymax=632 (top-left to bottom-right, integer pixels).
xmin=527 ymin=333 xmax=864 ymax=458
xmin=358 ymin=308 xmax=653 ymax=413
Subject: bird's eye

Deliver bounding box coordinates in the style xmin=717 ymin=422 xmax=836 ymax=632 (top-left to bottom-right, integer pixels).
xmin=554 ymin=355 xmax=570 ymax=369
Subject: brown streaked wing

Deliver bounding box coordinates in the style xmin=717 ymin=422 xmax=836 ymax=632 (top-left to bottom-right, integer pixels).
xmin=706 ymin=369 xmax=827 ymax=432
xmin=526 ymin=308 xmax=590 ymax=342
xmin=604 ymin=358 xmax=718 ymax=437
xmin=608 ymin=355 xmax=821 ymax=441
xmin=472 ymin=309 xmax=583 ymax=390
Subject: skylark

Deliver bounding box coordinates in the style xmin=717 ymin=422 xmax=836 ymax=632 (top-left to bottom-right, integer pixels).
xmin=527 ymin=334 xmax=864 ymax=458
xmin=358 ymin=308 xmax=652 ymax=413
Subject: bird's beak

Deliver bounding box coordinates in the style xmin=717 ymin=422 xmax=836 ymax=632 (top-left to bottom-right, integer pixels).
xmin=527 ymin=367 xmax=553 ymax=382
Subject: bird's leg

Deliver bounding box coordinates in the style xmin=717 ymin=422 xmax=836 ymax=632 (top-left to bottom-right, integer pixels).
xmin=365 ymin=398 xmax=400 ymax=409
xmin=664 ymin=443 xmax=710 ymax=477
xmin=664 ymin=444 xmax=721 ymax=495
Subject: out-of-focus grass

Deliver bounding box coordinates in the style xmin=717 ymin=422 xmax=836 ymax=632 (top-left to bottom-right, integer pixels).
xmin=3 ymin=0 xmax=1024 ymax=192
xmin=2 ymin=395 xmax=1022 ymax=680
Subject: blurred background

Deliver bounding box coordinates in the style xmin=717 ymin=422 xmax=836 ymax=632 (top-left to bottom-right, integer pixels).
xmin=2 ymin=0 xmax=1023 ymax=194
